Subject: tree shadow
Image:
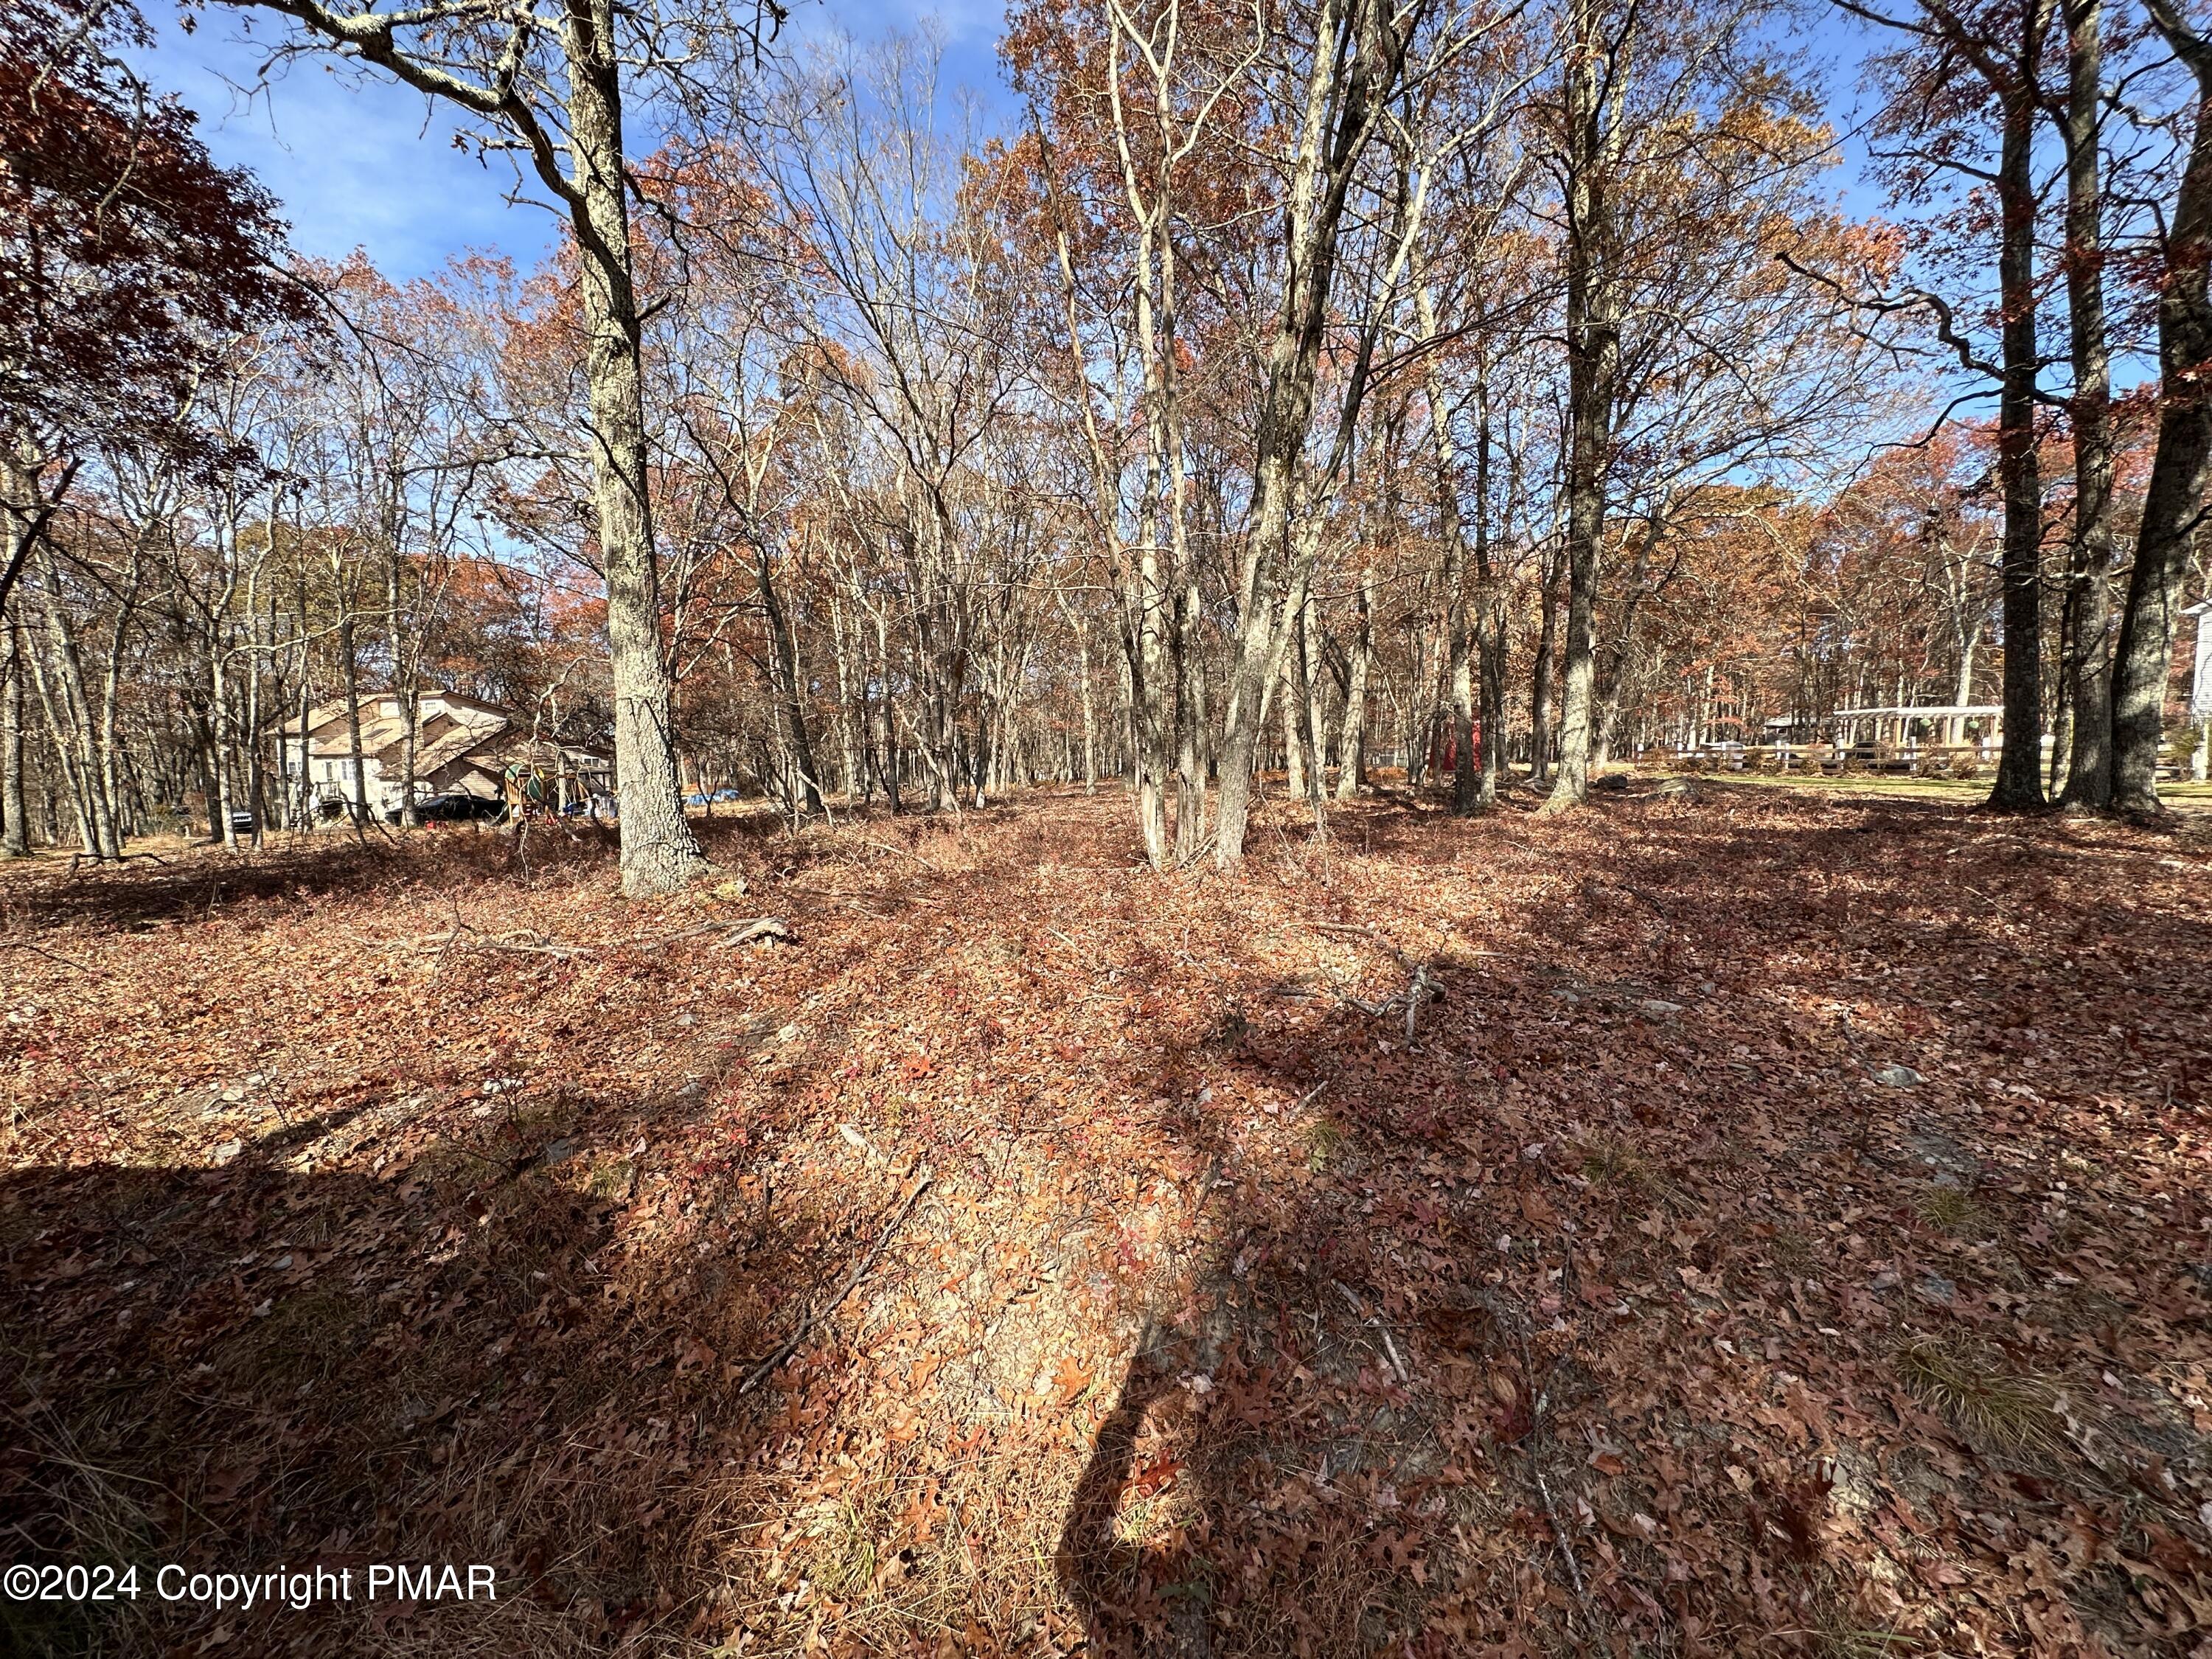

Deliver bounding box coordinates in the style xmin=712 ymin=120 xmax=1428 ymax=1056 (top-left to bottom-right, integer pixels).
xmin=0 ymin=825 xmax=621 ymax=937
xmin=1052 ymin=790 xmax=2212 ymax=1656
xmin=0 ymin=1040 xmax=864 ymax=1657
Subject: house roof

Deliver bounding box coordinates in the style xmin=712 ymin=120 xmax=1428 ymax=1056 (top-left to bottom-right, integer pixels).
xmin=285 ymin=693 xmax=608 ymax=771
xmin=392 ymin=721 xmax=501 ymax=778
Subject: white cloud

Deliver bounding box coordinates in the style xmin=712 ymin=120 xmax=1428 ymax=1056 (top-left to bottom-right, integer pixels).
xmin=136 ymin=13 xmax=557 ymax=280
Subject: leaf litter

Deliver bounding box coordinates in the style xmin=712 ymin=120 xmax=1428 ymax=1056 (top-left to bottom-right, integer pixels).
xmin=1 ymin=785 xmax=2208 ymax=1656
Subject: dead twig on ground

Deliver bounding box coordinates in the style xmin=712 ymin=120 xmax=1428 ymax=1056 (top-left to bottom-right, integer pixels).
xmin=1332 ymin=1279 xmax=1412 ymax=1385
xmin=0 ymin=938 xmax=111 ymax=977
xmin=373 ymin=914 xmax=795 ymax=961
xmin=661 ymin=916 xmax=795 ymax=950
xmin=739 ymin=1171 xmax=933 ymax=1396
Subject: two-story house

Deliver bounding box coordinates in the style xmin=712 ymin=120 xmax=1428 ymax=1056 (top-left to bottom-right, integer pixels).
xmin=279 ymin=692 xmax=611 ymax=819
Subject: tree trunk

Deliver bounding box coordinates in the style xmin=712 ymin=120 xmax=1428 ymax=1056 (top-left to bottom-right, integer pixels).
xmin=1214 ymin=0 xmax=1407 ymax=868
xmin=1172 ymin=569 xmax=1208 ymax=860
xmin=1337 ymin=563 xmax=1373 ymax=801
xmin=1986 ymin=0 xmax=2054 ymax=812
xmin=1544 ymin=0 xmax=1624 ymax=813
xmin=2112 ymin=0 xmax=2212 ymax=814
xmin=757 ymin=542 xmax=823 ymax=816
xmin=872 ymin=605 xmax=902 ymax=814
xmin=336 ymin=611 xmax=369 ymax=835
xmin=1531 ymin=540 xmax=1560 ymax=785
xmin=1076 ymin=619 xmax=1099 ymax=794
xmin=563 ymin=0 xmax=705 ymax=891
xmin=2 ymin=609 xmax=27 ymax=856
xmin=1416 ymin=287 xmax=1480 ymax=816
xmin=1471 ymin=380 xmax=1504 ymax=807
xmin=1298 ymin=597 xmax=1326 ymax=832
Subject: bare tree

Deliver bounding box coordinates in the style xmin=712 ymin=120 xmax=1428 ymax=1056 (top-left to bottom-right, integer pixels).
xmin=196 ymin=0 xmax=776 ymax=890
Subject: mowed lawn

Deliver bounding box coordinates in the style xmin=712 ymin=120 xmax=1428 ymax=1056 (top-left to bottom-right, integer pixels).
xmin=3 ymin=785 xmax=2209 ymax=1658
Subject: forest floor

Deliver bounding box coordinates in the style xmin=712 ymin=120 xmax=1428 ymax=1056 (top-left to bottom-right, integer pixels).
xmin=1717 ymin=773 xmax=2212 ymax=811
xmin=2 ymin=782 xmax=2210 ymax=1658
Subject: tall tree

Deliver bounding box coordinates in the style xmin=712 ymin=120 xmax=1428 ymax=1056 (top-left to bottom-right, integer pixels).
xmin=192 ymin=0 xmax=781 ymax=891
xmin=1211 ymin=0 xmax=1425 ymax=867
xmin=2110 ymin=0 xmax=2212 ymax=815
xmin=2053 ymin=0 xmax=2115 ymax=807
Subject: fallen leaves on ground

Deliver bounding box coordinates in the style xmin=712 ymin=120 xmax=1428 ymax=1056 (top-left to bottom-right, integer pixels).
xmin=1 ymin=782 xmax=2208 ymax=1657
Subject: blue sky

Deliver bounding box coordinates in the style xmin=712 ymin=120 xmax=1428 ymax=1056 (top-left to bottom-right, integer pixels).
xmin=138 ymin=0 xmax=1016 ymax=282
xmin=137 ymin=1 xmax=1884 ymax=284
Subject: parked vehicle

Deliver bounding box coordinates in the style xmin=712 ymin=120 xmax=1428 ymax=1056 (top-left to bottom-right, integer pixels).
xmin=414 ymin=793 xmax=507 ymax=824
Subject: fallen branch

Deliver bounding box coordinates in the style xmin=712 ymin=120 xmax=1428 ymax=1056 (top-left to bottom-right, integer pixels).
xmin=372 ymin=914 xmax=795 ymax=961
xmin=411 ymin=928 xmax=589 ymax=960
xmin=712 ymin=916 xmax=794 ymax=949
xmin=1534 ymin=1467 xmax=1590 ymax=1608
xmin=1332 ymin=1279 xmax=1412 ymax=1385
xmin=852 ymin=834 xmax=941 ymax=872
xmin=1405 ymin=963 xmax=1436 ymax=1042
xmin=0 ymin=939 xmax=111 ymax=977
xmin=655 ymin=915 xmax=795 ymax=950
xmin=1308 ymin=919 xmax=1377 ymax=939
xmin=738 ymin=1170 xmax=933 ymax=1396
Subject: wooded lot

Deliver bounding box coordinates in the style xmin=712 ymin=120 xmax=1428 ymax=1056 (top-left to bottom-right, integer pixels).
xmin=3 ymin=0 xmax=2211 ymax=1652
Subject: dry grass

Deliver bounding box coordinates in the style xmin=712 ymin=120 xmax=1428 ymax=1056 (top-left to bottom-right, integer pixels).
xmin=1912 ymin=1184 xmax=1986 ymax=1236
xmin=1892 ymin=1335 xmax=2067 ymax=1455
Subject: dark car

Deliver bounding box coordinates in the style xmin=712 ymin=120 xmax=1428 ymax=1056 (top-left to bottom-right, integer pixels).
xmin=414 ymin=793 xmax=508 ymax=824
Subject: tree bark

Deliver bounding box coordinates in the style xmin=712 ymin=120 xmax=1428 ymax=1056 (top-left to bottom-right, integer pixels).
xmin=1986 ymin=0 xmax=2055 ymax=811
xmin=2 ymin=608 xmax=27 ymax=855
xmin=562 ymin=0 xmax=706 ymax=890
xmin=1337 ymin=563 xmax=1374 ymax=801
xmin=1298 ymin=596 xmax=1327 ymax=831
xmin=1531 ymin=540 xmax=1560 ymax=785
xmin=1214 ymin=0 xmax=1408 ymax=867
xmin=1545 ymin=0 xmax=1624 ymax=813
xmin=757 ymin=541 xmax=823 ymax=816
xmin=1416 ymin=280 xmax=1481 ymax=816
xmin=2112 ymin=0 xmax=2212 ymax=814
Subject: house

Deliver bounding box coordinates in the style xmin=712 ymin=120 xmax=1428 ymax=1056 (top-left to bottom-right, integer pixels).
xmin=279 ymin=692 xmax=611 ymax=819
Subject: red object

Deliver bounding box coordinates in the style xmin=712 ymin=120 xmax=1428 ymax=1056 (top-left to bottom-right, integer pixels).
xmin=1428 ymin=718 xmax=1484 ymax=776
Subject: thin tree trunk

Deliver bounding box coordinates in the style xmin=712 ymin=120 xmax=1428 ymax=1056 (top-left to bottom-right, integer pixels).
xmin=2 ymin=609 xmax=27 ymax=856
xmin=1544 ymin=0 xmax=1624 ymax=813
xmin=872 ymin=604 xmax=902 ymax=814
xmin=1337 ymin=563 xmax=1373 ymax=801
xmin=1987 ymin=0 xmax=2055 ymax=811
xmin=2056 ymin=0 xmax=2115 ymax=813
xmin=1531 ymin=540 xmax=1559 ymax=785
xmin=1419 ymin=285 xmax=1480 ymax=816
xmin=1214 ymin=0 xmax=1408 ymax=867
xmin=1299 ymin=597 xmax=1326 ymax=832
xmin=21 ymin=611 xmax=98 ymax=855
xmin=336 ymin=610 xmax=369 ymax=837
xmin=1075 ymin=617 xmax=1099 ymax=794
xmin=757 ymin=541 xmax=823 ymax=816
xmin=35 ymin=549 xmax=118 ymax=858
